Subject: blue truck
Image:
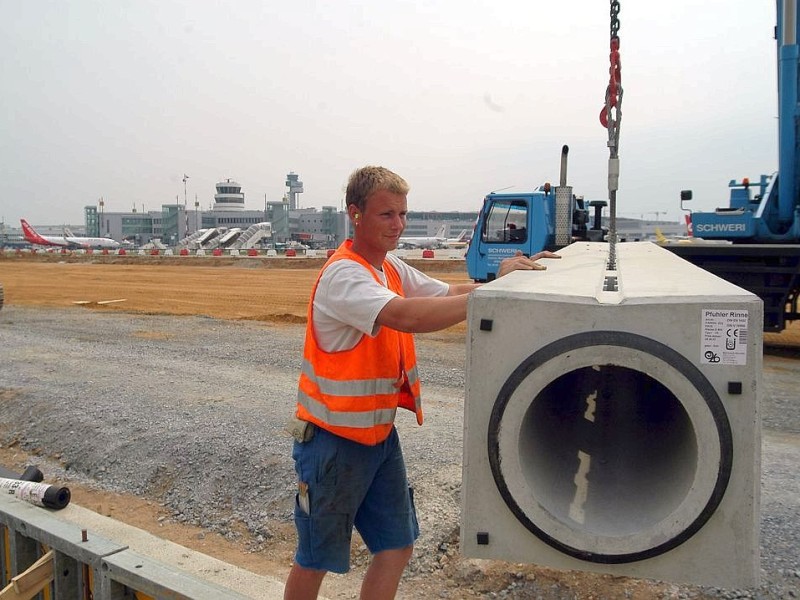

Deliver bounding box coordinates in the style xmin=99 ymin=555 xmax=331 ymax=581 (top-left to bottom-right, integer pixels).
xmin=465 ymin=145 xmax=606 ymax=282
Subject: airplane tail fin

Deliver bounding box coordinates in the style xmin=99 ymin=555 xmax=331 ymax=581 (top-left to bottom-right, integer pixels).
xmin=654 ymin=227 xmax=667 ymax=243
xmin=20 ymin=219 xmax=51 ymax=245
xmin=684 ymin=214 xmax=694 ymax=237
xmin=456 ymin=229 xmax=468 ymax=241
xmin=436 ymin=224 xmax=447 ymax=238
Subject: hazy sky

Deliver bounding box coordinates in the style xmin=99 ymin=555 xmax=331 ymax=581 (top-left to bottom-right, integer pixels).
xmin=1 ymin=0 xmax=778 ymax=227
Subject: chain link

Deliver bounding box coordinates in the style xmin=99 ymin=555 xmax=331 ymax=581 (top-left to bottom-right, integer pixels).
xmin=604 ymin=0 xmax=622 ymax=264
xmin=610 ymin=0 xmax=621 ymax=39
xmin=605 ymin=36 xmax=622 ymax=156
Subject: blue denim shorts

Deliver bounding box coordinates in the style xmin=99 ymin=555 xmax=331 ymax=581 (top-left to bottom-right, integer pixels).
xmin=291 ymin=425 xmax=419 ymax=573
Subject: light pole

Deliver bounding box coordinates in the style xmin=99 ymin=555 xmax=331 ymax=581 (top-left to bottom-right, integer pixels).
xmin=99 ymin=197 xmax=104 ymax=237
xmin=182 ymin=174 xmax=189 ymax=239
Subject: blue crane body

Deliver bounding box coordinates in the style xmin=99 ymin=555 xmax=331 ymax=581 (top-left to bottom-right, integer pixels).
xmin=686 ymin=0 xmax=800 ymax=243
xmin=664 ymin=0 xmax=800 ymax=331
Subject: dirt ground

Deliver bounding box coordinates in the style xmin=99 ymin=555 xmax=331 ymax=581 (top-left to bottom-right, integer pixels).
xmin=1 ymin=252 xmax=796 ymax=344
xmin=0 ymin=254 xmax=480 ymax=597
xmin=0 ymin=253 xmax=469 ymax=323
xmin=1 ymin=253 xmax=799 ymax=599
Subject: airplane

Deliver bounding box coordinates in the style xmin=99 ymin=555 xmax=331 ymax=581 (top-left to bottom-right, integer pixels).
xmin=397 ymin=224 xmax=447 ymax=249
xmin=20 ymin=219 xmax=121 ymax=249
xmin=441 ymin=229 xmax=470 ymax=248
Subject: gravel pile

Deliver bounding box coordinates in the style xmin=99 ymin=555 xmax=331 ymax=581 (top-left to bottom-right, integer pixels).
xmin=0 ymin=306 xmax=798 ymax=599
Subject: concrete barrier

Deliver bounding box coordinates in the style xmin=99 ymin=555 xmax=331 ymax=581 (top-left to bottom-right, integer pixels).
xmin=0 ymin=495 xmax=268 ymax=599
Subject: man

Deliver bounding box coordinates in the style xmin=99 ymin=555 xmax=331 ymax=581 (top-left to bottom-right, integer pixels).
xmin=284 ymin=166 xmax=558 ymax=599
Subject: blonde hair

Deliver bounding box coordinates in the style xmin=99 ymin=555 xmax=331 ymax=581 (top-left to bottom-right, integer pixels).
xmin=345 ymin=166 xmax=409 ymax=212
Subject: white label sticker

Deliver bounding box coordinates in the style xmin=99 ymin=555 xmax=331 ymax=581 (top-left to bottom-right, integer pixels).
xmin=701 ymin=309 xmax=748 ymax=365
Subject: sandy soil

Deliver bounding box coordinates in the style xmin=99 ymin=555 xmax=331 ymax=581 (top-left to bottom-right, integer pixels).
xmin=2 ymin=252 xmax=796 ymax=344
xmin=0 ymin=254 xmax=470 ymax=324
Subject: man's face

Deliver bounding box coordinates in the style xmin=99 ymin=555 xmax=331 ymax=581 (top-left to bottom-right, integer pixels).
xmin=356 ymin=189 xmax=408 ymax=252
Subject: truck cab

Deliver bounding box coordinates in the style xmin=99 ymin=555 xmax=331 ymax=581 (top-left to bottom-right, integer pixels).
xmin=465 ymin=190 xmax=553 ymax=282
xmin=465 ymin=188 xmax=600 ymax=281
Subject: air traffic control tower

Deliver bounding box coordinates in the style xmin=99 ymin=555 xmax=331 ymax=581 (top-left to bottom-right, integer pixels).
xmin=213 ymin=179 xmax=245 ymax=211
xmin=285 ymin=172 xmax=303 ymax=210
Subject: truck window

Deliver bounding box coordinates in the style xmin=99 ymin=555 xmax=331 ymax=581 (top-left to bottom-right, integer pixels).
xmin=482 ymin=200 xmax=528 ymax=243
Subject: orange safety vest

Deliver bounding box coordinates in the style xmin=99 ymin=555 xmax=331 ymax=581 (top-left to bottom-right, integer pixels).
xmin=296 ymin=241 xmax=424 ymax=445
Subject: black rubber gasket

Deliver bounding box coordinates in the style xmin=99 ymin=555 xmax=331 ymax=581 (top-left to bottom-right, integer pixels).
xmin=487 ymin=330 xmax=733 ymax=564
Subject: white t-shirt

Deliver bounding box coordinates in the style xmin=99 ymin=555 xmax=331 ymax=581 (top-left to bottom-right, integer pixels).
xmin=313 ymin=253 xmax=450 ymax=352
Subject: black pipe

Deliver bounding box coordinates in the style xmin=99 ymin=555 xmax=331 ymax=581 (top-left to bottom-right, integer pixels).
xmin=0 ymin=465 xmax=71 ymax=510
xmin=0 ymin=464 xmax=43 ymax=482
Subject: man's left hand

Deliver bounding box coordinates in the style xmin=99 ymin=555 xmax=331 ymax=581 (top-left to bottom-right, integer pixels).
xmin=497 ymin=250 xmax=560 ymax=278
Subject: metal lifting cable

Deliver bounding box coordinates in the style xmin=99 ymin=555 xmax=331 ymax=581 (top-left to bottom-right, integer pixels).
xmin=600 ymin=0 xmax=622 ymax=268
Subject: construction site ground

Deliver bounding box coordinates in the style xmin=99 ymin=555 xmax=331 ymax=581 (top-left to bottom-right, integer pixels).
xmin=1 ymin=252 xmax=798 ymax=599
xmin=2 ymin=252 xmax=797 ymax=344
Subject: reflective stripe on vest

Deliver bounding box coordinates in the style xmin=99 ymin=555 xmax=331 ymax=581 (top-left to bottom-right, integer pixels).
xmin=300 ymin=358 xmax=420 ymax=398
xmin=297 ymin=389 xmax=398 ymax=427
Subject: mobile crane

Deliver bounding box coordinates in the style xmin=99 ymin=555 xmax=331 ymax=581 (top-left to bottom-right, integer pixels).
xmin=660 ymin=0 xmax=800 ymax=332
xmin=467 ymin=0 xmax=800 ymax=332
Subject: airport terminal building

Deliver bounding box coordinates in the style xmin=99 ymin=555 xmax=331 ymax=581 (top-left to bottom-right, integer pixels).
xmin=82 ymin=205 xmax=478 ymax=250
xmin=75 ymin=174 xmax=481 ymax=249
xmin=1 ymin=173 xmax=685 ymax=249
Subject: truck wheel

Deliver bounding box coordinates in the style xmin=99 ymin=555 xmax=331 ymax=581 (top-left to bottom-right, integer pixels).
xmin=0 ymin=282 xmax=3 ymax=311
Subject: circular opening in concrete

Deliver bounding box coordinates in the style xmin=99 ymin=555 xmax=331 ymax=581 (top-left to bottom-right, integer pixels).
xmin=520 ymin=365 xmax=696 ymax=537
xmin=487 ymin=331 xmax=732 ymax=562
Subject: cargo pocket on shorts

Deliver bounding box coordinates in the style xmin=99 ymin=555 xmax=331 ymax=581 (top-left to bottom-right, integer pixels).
xmin=295 ymin=508 xmax=352 ymax=572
